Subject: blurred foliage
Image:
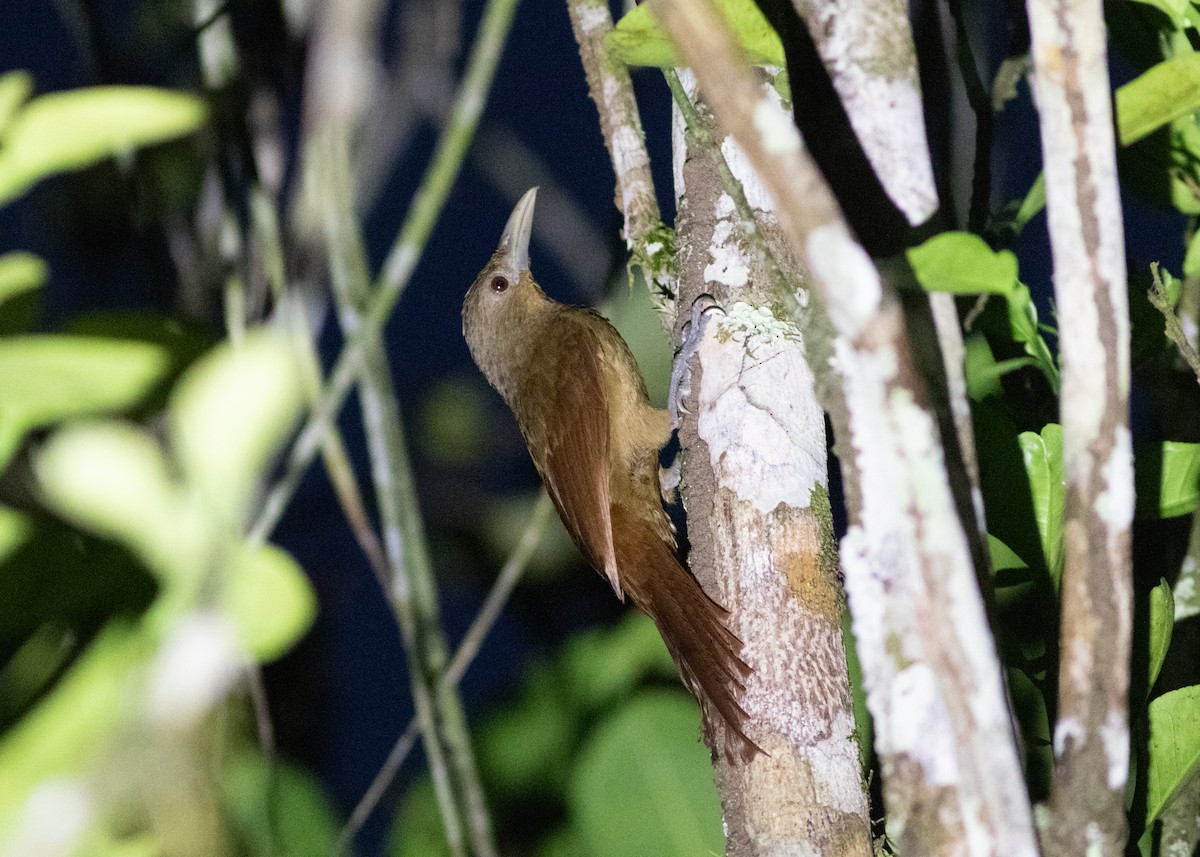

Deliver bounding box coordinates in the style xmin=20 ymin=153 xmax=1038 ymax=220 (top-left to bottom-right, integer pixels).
xmin=389 ymin=614 xmax=719 ymax=857
xmin=0 ymin=72 xmax=328 ymax=857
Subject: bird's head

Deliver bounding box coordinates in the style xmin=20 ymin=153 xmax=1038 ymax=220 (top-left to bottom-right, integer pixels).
xmin=462 ymin=187 xmax=548 ymax=397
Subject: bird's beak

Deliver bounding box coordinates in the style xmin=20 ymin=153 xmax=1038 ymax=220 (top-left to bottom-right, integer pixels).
xmin=497 ymin=187 xmax=538 ymax=273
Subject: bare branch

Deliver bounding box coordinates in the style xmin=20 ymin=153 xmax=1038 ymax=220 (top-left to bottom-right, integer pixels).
xmin=648 ymin=3 xmax=1039 ymax=855
xmin=1025 ymin=0 xmax=1134 ymax=852
xmin=335 ymin=494 xmax=554 ymax=856
xmin=566 ymin=0 xmax=678 ymax=319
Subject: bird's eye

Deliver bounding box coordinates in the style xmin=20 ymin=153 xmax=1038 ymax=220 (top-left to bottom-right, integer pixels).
xmin=490 ymin=275 xmax=509 ymax=293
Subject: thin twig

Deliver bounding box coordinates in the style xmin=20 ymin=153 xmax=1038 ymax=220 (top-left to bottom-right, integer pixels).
xmin=1150 ymin=262 xmax=1200 ymax=383
xmin=299 ymin=0 xmax=495 ymax=849
xmin=565 ymin=0 xmax=677 ymax=319
xmin=334 ymin=493 xmax=553 ymax=855
xmin=311 ymin=132 xmax=472 ymax=857
xmin=250 ymin=0 xmax=521 ymax=543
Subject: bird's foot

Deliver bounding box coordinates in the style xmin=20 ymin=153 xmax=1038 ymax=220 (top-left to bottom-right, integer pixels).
xmin=668 ymin=294 xmax=724 ymax=431
xmin=659 ymin=455 xmax=682 ymax=505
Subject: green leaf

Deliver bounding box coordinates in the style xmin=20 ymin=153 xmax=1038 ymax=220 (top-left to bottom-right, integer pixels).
xmin=1011 ymin=174 xmax=1047 ymax=235
xmin=907 ymin=232 xmax=1057 ymax=390
xmin=569 ymin=691 xmax=723 ymax=857
xmin=36 ymin=421 xmax=200 ymax=583
xmin=222 ymin=747 xmax=339 ymax=857
xmin=1117 ymin=54 xmax=1200 ymax=146
xmin=560 ymin=613 xmax=676 ymax=712
xmin=1007 ymin=667 xmax=1052 ymax=801
xmin=963 ymin=334 xmax=1039 ymax=402
xmin=389 ymin=780 xmax=452 ymax=857
xmin=0 ymin=86 xmax=207 ymax=205
xmin=609 ymin=0 xmax=784 ymax=68
xmin=1018 ymin=424 xmax=1065 ymax=586
xmin=0 ymin=506 xmax=33 ymax=564
xmin=0 ymin=252 xmax=46 ymax=335
xmin=1005 ymin=282 xmax=1060 ymax=392
xmin=1145 ymin=685 xmax=1200 ymax=829
xmin=224 ymin=544 xmax=316 ymax=662
xmin=1184 ymin=230 xmax=1200 ymax=279
xmin=0 ymin=336 xmax=171 ymax=465
xmin=964 ymin=334 xmax=1004 ymax=401
xmin=908 ymin=231 xmax=1019 ymax=296
xmin=0 ymin=71 xmax=32 ymax=136
xmin=989 ymin=533 xmax=1030 ymax=573
xmin=1134 ymin=441 xmax=1200 ymax=519
xmin=169 ymin=331 xmax=303 ymax=526
xmin=478 ymin=664 xmax=576 ymax=797
xmin=1148 ymin=580 xmax=1174 ymax=694
xmin=0 ymin=625 xmax=144 ymax=833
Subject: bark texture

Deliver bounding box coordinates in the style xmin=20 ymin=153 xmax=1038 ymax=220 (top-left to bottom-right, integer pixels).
xmin=650 ymin=3 xmax=1040 ymax=856
xmin=1026 ymin=0 xmax=1133 ymax=854
xmin=672 ymin=79 xmax=872 ymax=857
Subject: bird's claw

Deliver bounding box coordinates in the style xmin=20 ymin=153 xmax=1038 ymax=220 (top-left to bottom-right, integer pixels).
xmin=668 ymin=294 xmax=724 ymax=430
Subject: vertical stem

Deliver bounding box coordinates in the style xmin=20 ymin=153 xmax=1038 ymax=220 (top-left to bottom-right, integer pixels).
xmin=300 ymin=0 xmax=497 ymax=852
xmin=670 ymin=70 xmax=873 ymax=857
xmin=1025 ymin=0 xmax=1133 ymax=853
xmin=565 ymin=0 xmax=678 ymax=320
xmin=251 ymin=0 xmax=522 ymax=542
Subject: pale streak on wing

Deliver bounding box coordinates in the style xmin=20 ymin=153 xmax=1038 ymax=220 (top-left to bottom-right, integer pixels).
xmin=523 ymin=319 xmax=622 ymax=599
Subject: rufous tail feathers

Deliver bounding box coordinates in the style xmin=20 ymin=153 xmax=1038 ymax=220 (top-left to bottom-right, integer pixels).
xmin=611 ymin=504 xmax=762 ymax=762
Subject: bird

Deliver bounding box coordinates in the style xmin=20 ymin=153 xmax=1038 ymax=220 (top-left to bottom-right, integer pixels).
xmin=462 ymin=187 xmax=758 ymax=761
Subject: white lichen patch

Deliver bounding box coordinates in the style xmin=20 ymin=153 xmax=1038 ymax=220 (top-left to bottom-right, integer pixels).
xmin=891 ymin=664 xmax=960 ymax=786
xmin=644 ymin=241 xmax=663 ymax=257
xmin=841 ymin=76 xmax=937 ymax=224
xmin=720 ymin=136 xmax=780 ymax=215
xmin=1175 ymin=564 xmax=1200 ymax=620
xmin=1054 ymin=715 xmax=1085 ymax=758
xmin=610 ymin=125 xmax=650 ymax=215
xmin=1095 ymin=425 xmax=1133 ymax=531
xmin=703 ymin=192 xmax=752 ymax=288
xmin=1099 ymin=708 xmax=1130 ymax=790
xmin=715 ymin=301 xmax=801 ymax=344
xmin=1085 ymin=822 xmax=1106 ymax=857
xmin=887 ymin=385 xmax=963 ymax=559
xmin=575 ymin=0 xmax=609 ymax=33
xmin=696 ymin=304 xmax=824 ymax=513
xmin=806 ymin=225 xmax=881 ymax=338
xmin=1067 ymin=633 xmax=1095 ymax=698
xmin=752 ymin=99 xmax=801 ymax=155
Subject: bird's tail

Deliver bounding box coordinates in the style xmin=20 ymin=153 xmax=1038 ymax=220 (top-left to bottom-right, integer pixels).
xmin=612 ymin=504 xmax=761 ymax=762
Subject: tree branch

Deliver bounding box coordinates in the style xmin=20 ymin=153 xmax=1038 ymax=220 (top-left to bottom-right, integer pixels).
xmin=299 ymin=1 xmax=496 ymax=853
xmin=669 ymin=69 xmax=873 ymax=856
xmin=648 ymin=3 xmax=1038 ymax=855
xmin=251 ymin=0 xmax=521 ymax=542
xmin=1025 ymin=0 xmax=1134 ymax=852
xmin=565 ymin=0 xmax=678 ymax=320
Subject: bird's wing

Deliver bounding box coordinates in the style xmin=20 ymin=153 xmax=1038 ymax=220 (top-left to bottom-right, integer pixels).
xmin=522 ymin=319 xmax=622 ymax=599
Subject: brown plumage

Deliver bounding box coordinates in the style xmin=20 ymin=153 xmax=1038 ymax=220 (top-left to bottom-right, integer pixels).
xmin=462 ymin=188 xmax=758 ymax=761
